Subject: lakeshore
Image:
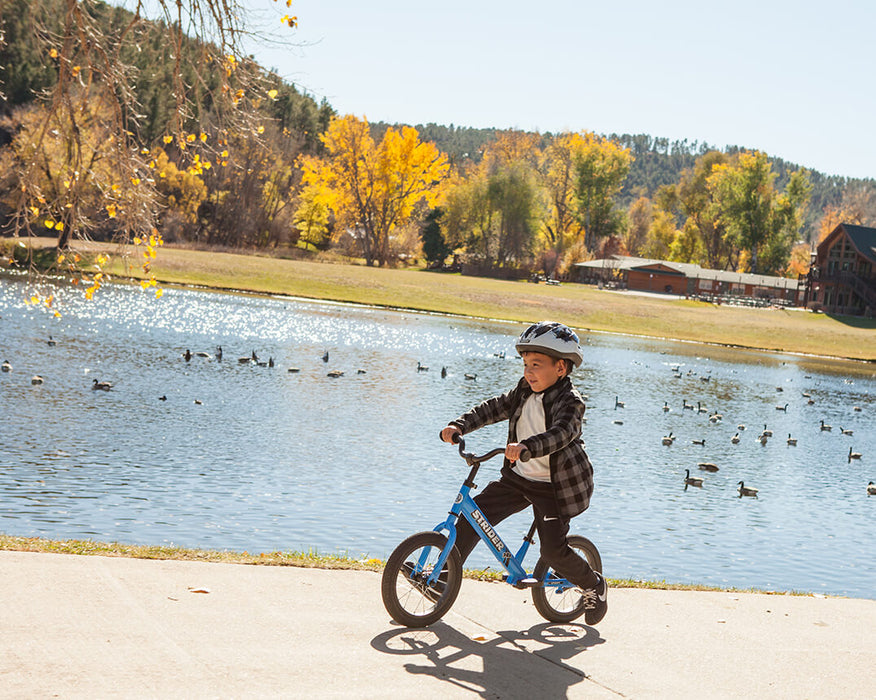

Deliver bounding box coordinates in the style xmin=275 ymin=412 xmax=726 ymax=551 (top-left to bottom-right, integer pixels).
xmin=3 ymin=238 xmax=875 ymax=362
xmin=118 ymin=246 xmax=876 ymax=363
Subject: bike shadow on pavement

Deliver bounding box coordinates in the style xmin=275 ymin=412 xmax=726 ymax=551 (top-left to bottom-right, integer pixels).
xmin=371 ymin=621 xmax=604 ymax=698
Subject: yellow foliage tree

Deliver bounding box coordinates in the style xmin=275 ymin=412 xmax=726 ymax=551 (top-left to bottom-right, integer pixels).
xmin=786 ymin=242 xmax=812 ymax=277
xmin=297 ymin=115 xmax=449 ymax=266
xmin=7 ymin=0 xmax=288 ymax=302
xmin=573 ymin=132 xmax=634 ymax=251
xmin=817 ymin=205 xmax=850 ymax=243
xmin=292 ymin=184 xmax=331 ymax=250
xmin=151 ymin=149 xmax=207 ymax=223
xmin=538 ymin=133 xmax=587 ymax=270
xmin=817 ymin=182 xmax=876 ymax=243
xmin=642 ymin=209 xmax=678 ymax=260
xmin=669 ymin=218 xmax=705 ymax=263
xmin=486 ymin=130 xmax=542 ymax=170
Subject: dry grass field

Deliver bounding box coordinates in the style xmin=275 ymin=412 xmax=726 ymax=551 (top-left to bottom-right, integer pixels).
xmin=4 ymin=238 xmax=875 ymax=362
xmin=115 ymin=245 xmax=874 ymax=362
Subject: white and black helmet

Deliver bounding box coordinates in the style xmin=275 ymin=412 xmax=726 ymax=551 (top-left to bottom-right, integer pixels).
xmin=515 ymin=321 xmax=583 ymax=368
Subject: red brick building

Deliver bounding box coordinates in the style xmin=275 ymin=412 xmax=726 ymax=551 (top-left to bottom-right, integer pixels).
xmin=574 ymin=256 xmax=804 ymax=306
xmin=805 ymin=224 xmax=876 ymax=316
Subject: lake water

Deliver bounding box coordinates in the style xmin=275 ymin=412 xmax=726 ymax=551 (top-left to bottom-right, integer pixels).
xmin=1 ymin=273 xmax=874 ymax=598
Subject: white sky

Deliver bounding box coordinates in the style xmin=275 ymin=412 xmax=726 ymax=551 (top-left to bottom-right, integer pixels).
xmin=146 ymin=1 xmax=876 ymax=180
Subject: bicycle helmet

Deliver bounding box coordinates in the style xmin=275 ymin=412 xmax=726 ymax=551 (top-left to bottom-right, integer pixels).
xmin=515 ymin=321 xmax=583 ymax=368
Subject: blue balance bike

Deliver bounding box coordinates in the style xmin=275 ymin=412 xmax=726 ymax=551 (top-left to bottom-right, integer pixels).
xmin=381 ymin=437 xmax=602 ymax=628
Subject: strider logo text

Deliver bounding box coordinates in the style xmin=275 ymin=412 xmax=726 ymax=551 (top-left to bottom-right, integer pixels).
xmin=471 ymin=509 xmax=505 ymax=554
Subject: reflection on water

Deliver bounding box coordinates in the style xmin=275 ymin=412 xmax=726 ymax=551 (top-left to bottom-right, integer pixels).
xmin=0 ymin=274 xmax=874 ymax=598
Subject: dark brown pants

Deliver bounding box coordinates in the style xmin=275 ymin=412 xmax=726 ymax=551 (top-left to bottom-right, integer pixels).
xmin=453 ymin=466 xmax=598 ymax=589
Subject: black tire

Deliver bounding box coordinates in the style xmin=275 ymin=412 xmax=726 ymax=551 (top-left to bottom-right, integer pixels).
xmin=531 ymin=535 xmax=602 ymax=624
xmin=381 ymin=531 xmax=463 ymax=628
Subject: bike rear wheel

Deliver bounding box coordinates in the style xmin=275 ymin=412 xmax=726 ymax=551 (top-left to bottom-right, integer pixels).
xmin=381 ymin=531 xmax=462 ymax=628
xmin=531 ymin=535 xmax=602 ymax=623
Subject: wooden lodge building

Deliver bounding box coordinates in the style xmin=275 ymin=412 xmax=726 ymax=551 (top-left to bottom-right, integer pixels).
xmin=803 ymin=223 xmax=876 ymax=316
xmin=573 ymin=256 xmax=805 ymax=307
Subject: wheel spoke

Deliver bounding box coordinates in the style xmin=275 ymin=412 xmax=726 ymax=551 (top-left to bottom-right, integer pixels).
xmin=381 ymin=532 xmax=462 ymax=628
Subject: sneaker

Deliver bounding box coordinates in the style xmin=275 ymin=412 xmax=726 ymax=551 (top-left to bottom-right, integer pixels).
xmin=581 ymin=573 xmax=608 ymax=625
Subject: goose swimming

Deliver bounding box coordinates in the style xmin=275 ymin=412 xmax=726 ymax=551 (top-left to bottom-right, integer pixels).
xmin=738 ymin=481 xmax=759 ymax=498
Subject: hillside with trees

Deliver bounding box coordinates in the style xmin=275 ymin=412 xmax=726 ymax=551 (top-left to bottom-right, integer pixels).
xmin=371 ymin=123 xmax=867 ymax=242
xmin=2 ymin=0 xmax=876 ymax=294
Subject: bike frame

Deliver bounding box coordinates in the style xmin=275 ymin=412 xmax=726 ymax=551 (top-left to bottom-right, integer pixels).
xmin=416 ymin=442 xmax=574 ymax=593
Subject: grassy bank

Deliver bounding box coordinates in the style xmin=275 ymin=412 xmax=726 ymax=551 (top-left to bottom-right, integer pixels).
xmin=114 ymin=245 xmax=875 ymax=362
xmin=4 ymin=238 xmax=875 ymax=361
xmin=0 ymin=535 xmax=809 ymax=595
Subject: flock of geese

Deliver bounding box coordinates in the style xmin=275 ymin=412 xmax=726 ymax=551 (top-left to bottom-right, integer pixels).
xmin=3 ymin=352 xmax=115 ymax=391
xmin=416 ymin=361 xmax=478 ymax=381
xmin=681 ymin=468 xmax=759 ymax=498
xmin=5 ymin=336 xmax=872 ymax=498
xmin=4 ymin=335 xmax=483 ymax=397
xmin=180 ymin=345 xmax=371 ymax=382
xmin=617 ymin=365 xmax=870 ymax=498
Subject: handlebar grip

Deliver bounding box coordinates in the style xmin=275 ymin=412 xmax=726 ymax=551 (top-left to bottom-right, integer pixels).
xmin=439 ymin=429 xmax=462 ymax=444
xmin=519 ymin=448 xmax=531 ymax=462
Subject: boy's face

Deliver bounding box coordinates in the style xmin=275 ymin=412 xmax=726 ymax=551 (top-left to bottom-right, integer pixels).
xmin=521 ymin=351 xmax=566 ymax=393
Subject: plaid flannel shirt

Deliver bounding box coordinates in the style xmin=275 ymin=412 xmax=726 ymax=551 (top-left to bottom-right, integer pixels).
xmin=449 ymin=376 xmax=594 ymax=518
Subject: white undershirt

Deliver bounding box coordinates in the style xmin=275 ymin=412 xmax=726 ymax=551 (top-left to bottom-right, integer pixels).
xmin=512 ymin=393 xmax=552 ymax=482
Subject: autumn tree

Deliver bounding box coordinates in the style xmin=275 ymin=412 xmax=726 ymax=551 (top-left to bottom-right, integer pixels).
xmin=480 ymin=133 xmax=543 ymax=268
xmin=624 ymin=196 xmax=652 ymax=256
xmin=296 ymin=115 xmax=448 ymax=266
xmin=641 ymin=209 xmax=678 ymax=260
xmin=292 ymin=184 xmax=332 ymax=250
xmin=1 ymin=0 xmax=298 ymax=296
xmin=486 ymin=161 xmax=541 ymax=268
xmin=440 ymin=171 xmax=490 ymax=261
xmin=816 ymin=181 xmax=876 ymax=242
xmin=669 ymin=218 xmax=705 ymax=263
xmin=440 ymin=133 xmax=543 ymax=272
xmin=786 ymin=242 xmax=812 ymax=278
xmin=193 ymin=122 xmax=304 ymax=249
xmin=708 ymin=151 xmax=811 ymax=275
xmin=537 ymin=133 xmax=587 ymax=273
xmin=572 ymin=132 xmax=633 ymax=251
xmin=149 ymin=148 xmax=207 ymax=242
xmin=489 ymin=129 xmax=541 ymax=169
xmin=671 ymin=151 xmax=731 ymax=268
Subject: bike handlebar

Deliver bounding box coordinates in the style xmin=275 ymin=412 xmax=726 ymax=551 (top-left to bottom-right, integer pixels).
xmin=441 ymin=432 xmax=530 ymax=465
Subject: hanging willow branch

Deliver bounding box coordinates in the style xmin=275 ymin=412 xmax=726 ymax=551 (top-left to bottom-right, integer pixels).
xmin=1 ymin=0 xmax=292 ymax=298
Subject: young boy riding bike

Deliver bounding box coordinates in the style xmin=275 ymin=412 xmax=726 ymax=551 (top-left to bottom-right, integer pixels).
xmin=440 ymin=320 xmax=607 ymax=625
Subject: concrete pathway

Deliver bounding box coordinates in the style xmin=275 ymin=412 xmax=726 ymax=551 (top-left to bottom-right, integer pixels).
xmin=1 ymin=551 xmax=873 ymax=698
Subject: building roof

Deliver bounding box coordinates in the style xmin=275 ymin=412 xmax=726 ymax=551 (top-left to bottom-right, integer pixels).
xmin=574 ymin=255 xmax=800 ymax=290
xmin=838 ymin=224 xmax=876 ymax=264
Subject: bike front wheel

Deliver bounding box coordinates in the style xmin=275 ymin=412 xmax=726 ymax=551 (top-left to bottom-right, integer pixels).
xmin=381 ymin=531 xmax=462 ymax=628
xmin=531 ymin=535 xmax=602 ymax=624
